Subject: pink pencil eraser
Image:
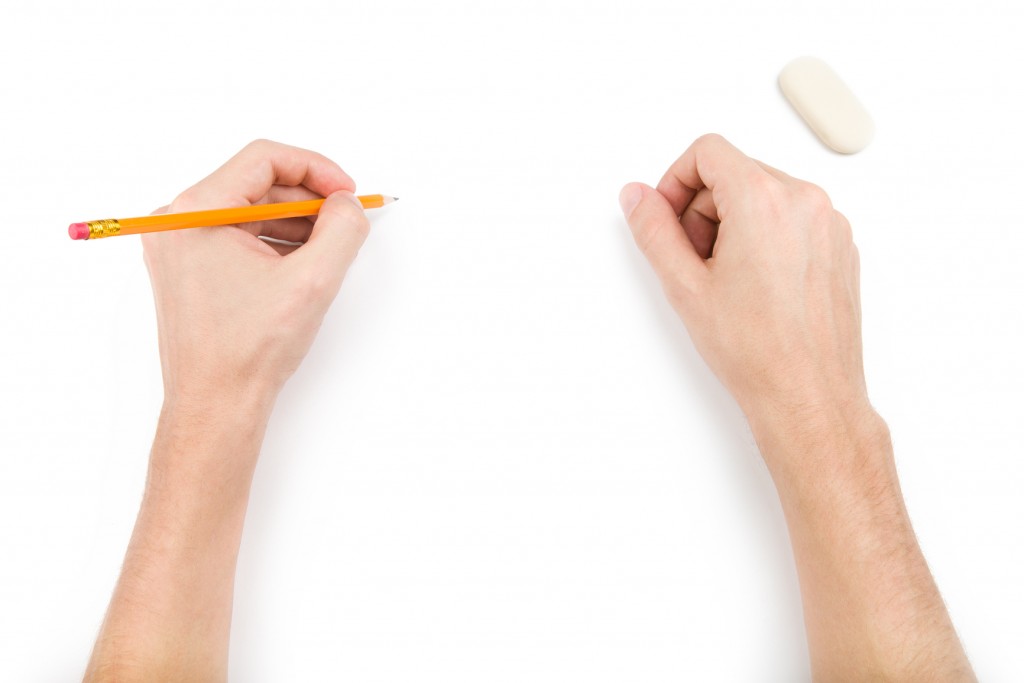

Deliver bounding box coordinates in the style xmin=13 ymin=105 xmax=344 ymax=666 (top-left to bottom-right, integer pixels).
xmin=68 ymin=222 xmax=90 ymax=240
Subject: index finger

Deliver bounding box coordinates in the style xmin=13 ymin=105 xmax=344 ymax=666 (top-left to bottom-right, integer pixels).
xmin=173 ymin=139 xmax=355 ymax=211
xmin=655 ymin=134 xmax=764 ymax=219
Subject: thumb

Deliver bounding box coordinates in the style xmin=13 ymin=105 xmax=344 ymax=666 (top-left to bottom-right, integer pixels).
xmin=292 ymin=190 xmax=371 ymax=296
xmin=619 ymin=182 xmax=707 ymax=292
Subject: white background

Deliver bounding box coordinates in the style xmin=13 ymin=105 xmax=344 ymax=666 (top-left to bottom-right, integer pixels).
xmin=1 ymin=0 xmax=1022 ymax=680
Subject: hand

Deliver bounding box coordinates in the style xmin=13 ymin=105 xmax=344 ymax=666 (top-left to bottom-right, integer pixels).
xmin=621 ymin=135 xmax=975 ymax=681
xmin=619 ymin=134 xmax=871 ymax=446
xmin=143 ymin=139 xmax=370 ymax=410
xmin=83 ymin=141 xmax=371 ymax=682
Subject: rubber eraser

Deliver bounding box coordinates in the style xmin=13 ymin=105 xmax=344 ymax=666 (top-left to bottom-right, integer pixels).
xmin=779 ymin=56 xmax=874 ymax=154
xmin=68 ymin=222 xmax=89 ymax=240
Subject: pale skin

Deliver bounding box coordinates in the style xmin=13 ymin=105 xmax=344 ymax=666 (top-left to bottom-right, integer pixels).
xmin=620 ymin=134 xmax=975 ymax=681
xmin=84 ymin=136 xmax=974 ymax=682
xmin=83 ymin=140 xmax=370 ymax=682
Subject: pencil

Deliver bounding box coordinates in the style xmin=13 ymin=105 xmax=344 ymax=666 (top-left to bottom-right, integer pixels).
xmin=68 ymin=195 xmax=397 ymax=241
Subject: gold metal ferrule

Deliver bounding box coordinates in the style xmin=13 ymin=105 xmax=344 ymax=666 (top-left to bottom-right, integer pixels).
xmin=87 ymin=219 xmax=122 ymax=239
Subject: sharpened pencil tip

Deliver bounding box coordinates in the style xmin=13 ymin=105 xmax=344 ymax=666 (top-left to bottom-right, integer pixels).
xmin=382 ymin=195 xmax=399 ymax=205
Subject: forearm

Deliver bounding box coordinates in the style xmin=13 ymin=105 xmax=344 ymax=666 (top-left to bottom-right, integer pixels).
xmin=750 ymin=405 xmax=974 ymax=682
xmin=84 ymin=394 xmax=273 ymax=682
xmin=80 ymin=140 xmax=363 ymax=681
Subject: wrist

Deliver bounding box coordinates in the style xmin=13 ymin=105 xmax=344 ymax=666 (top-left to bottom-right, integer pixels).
xmin=147 ymin=388 xmax=276 ymax=498
xmin=747 ymin=398 xmax=894 ymax=494
xmin=751 ymin=402 xmax=913 ymax=574
xmin=161 ymin=382 xmax=278 ymax=425
xmin=162 ymin=366 xmax=282 ymax=414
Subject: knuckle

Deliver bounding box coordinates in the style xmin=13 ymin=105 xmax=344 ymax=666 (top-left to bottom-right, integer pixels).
xmin=140 ymin=234 xmax=164 ymax=270
xmin=664 ymin=279 xmax=689 ymax=310
xmin=834 ymin=210 xmax=854 ymax=241
xmin=170 ymin=186 xmax=202 ymax=212
xmin=239 ymin=138 xmax=287 ymax=166
xmin=748 ymin=173 xmax=786 ymax=211
xmin=140 ymin=237 xmax=155 ymax=265
xmin=795 ymin=181 xmax=833 ymax=215
xmin=309 ymin=272 xmax=332 ymax=297
xmin=664 ymin=277 xmax=702 ymax=317
xmin=243 ymin=138 xmax=275 ymax=154
xmin=751 ymin=171 xmax=780 ymax=196
xmin=352 ymin=213 xmax=371 ymax=241
xmin=294 ymin=268 xmax=331 ymax=299
xmin=694 ymin=132 xmax=727 ymax=148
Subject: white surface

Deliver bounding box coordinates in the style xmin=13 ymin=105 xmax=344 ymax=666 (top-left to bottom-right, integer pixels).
xmin=779 ymin=56 xmax=875 ymax=153
xmin=1 ymin=0 xmax=1022 ymax=680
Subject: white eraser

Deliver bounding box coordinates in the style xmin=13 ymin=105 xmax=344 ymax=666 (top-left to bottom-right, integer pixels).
xmin=779 ymin=56 xmax=874 ymax=154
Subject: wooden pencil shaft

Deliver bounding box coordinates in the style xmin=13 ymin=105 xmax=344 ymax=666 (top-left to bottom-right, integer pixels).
xmin=117 ymin=195 xmax=386 ymax=235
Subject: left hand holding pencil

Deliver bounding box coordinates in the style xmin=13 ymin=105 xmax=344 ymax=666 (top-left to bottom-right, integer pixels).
xmin=144 ymin=139 xmax=371 ymax=418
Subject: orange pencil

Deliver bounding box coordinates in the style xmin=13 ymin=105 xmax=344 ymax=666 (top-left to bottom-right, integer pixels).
xmin=68 ymin=195 xmax=397 ymax=241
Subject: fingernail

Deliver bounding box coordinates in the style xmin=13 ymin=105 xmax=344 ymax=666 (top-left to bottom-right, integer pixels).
xmin=619 ymin=183 xmax=643 ymax=217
